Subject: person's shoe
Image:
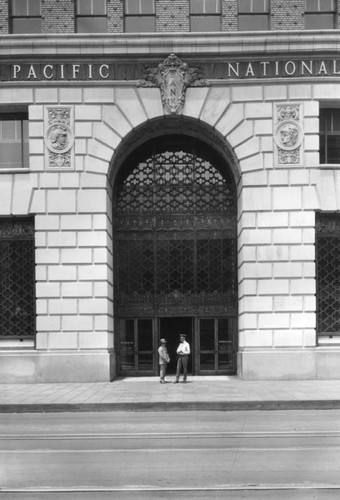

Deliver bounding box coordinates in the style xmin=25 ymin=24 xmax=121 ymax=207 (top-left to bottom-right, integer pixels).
xmin=173 ymin=380 xmax=179 ymax=383
xmin=160 ymin=379 xmax=165 ymax=383
xmin=183 ymin=380 xmax=187 ymax=383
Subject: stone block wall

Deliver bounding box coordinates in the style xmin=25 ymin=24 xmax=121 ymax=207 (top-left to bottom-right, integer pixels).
xmin=187 ymin=83 xmax=321 ymax=360
xmin=1 ymin=75 xmax=340 ymax=380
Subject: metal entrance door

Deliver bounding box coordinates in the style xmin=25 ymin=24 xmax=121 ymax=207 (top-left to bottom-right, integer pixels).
xmin=159 ymin=317 xmax=193 ymax=374
xmin=113 ymin=134 xmax=238 ymax=376
xmin=117 ymin=318 xmax=156 ymax=375
xmin=198 ymin=317 xmax=237 ymax=374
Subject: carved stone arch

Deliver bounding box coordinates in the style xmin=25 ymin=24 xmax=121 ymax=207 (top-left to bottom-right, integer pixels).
xmin=108 ymin=115 xmax=241 ymax=188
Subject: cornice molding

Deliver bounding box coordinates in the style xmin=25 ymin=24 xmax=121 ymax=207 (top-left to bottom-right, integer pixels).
xmin=1 ymin=31 xmax=340 ymax=58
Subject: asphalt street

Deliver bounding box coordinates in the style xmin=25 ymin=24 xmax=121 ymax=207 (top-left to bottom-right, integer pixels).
xmin=1 ymin=410 xmax=340 ymax=499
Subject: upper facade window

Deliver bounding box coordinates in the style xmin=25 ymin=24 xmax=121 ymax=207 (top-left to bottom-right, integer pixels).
xmin=76 ymin=0 xmax=107 ymax=33
xmin=238 ymin=0 xmax=269 ymax=31
xmin=320 ymin=109 xmax=340 ymax=164
xmin=190 ymin=0 xmax=221 ymax=32
xmin=305 ymin=0 xmax=336 ymax=29
xmin=10 ymin=0 xmax=41 ymax=34
xmin=124 ymin=0 xmax=155 ymax=33
xmin=0 ymin=114 xmax=29 ymax=169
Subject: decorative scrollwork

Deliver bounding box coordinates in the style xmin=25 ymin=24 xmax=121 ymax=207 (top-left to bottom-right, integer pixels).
xmin=277 ymin=104 xmax=300 ymax=121
xmin=138 ymin=53 xmax=208 ymax=113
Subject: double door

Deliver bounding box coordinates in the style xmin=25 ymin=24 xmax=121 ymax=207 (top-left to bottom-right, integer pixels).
xmin=117 ymin=316 xmax=237 ymax=376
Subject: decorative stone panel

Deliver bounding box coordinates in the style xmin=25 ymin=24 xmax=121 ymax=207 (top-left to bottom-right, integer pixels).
xmin=273 ymin=103 xmax=304 ymax=167
xmin=44 ymin=106 xmax=74 ymax=170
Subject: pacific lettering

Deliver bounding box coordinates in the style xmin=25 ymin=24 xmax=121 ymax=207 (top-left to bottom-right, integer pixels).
xmin=99 ymin=64 xmax=109 ymax=78
xmin=4 ymin=58 xmax=340 ymax=82
xmin=43 ymin=65 xmax=54 ymax=79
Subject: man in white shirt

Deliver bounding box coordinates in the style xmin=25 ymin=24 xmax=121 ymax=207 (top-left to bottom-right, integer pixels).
xmin=174 ymin=334 xmax=190 ymax=383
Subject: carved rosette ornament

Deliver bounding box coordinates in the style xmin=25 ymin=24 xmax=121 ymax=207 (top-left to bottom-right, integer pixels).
xmin=274 ymin=103 xmax=304 ymax=166
xmin=44 ymin=106 xmax=74 ymax=169
xmin=138 ymin=53 xmax=208 ymax=114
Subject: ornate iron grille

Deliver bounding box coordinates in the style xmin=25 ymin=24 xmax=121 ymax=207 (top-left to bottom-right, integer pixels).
xmin=316 ymin=213 xmax=340 ymax=336
xmin=0 ymin=218 xmax=35 ymax=339
xmin=114 ymin=137 xmax=237 ymax=317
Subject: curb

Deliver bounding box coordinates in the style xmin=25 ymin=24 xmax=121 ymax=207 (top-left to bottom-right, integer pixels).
xmin=1 ymin=400 xmax=340 ymax=413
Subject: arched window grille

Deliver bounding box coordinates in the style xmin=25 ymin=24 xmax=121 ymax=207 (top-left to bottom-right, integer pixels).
xmin=113 ymin=136 xmax=237 ymax=318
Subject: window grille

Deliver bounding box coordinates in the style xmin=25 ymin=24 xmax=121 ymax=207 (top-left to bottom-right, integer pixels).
xmin=0 ymin=113 xmax=29 ymax=169
xmin=316 ymin=213 xmax=340 ymax=338
xmin=190 ymin=0 xmax=221 ymax=32
xmin=238 ymin=0 xmax=269 ymax=31
xmin=319 ymin=109 xmax=340 ymax=164
xmin=0 ymin=218 xmax=35 ymax=340
xmin=113 ymin=137 xmax=237 ymax=317
xmin=124 ymin=0 xmax=155 ymax=32
xmin=10 ymin=0 xmax=41 ymax=34
xmin=305 ymin=0 xmax=336 ymax=29
xmin=76 ymin=0 xmax=107 ymax=33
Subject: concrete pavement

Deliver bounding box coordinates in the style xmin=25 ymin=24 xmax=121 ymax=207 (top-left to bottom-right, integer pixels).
xmin=2 ymin=376 xmax=340 ymax=412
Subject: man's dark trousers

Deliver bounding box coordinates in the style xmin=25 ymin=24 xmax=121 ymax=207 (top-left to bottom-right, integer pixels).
xmin=176 ymin=355 xmax=189 ymax=382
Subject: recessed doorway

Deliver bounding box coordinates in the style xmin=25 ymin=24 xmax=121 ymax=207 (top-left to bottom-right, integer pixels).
xmin=113 ymin=129 xmax=238 ymax=377
xmin=159 ymin=317 xmax=193 ymax=374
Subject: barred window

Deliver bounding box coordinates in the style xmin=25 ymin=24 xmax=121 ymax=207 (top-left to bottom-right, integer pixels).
xmin=316 ymin=213 xmax=340 ymax=339
xmin=0 ymin=113 xmax=29 ymax=169
xmin=238 ymin=0 xmax=269 ymax=31
xmin=0 ymin=217 xmax=35 ymax=340
xmin=76 ymin=0 xmax=107 ymax=33
xmin=124 ymin=0 xmax=155 ymax=32
xmin=305 ymin=0 xmax=336 ymax=29
xmin=10 ymin=0 xmax=41 ymax=34
xmin=320 ymin=109 xmax=340 ymax=164
xmin=190 ymin=0 xmax=221 ymax=32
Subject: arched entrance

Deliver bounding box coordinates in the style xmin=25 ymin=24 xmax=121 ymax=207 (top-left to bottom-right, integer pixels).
xmin=112 ymin=124 xmax=238 ymax=377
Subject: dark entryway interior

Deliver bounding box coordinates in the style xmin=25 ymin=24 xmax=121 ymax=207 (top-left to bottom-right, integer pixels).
xmin=159 ymin=317 xmax=193 ymax=374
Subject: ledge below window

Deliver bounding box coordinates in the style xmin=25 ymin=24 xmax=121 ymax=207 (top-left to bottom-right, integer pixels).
xmin=318 ymin=337 xmax=340 ymax=346
xmin=0 ymin=339 xmax=35 ymax=349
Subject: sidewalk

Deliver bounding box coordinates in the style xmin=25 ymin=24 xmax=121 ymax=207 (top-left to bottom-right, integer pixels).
xmin=2 ymin=376 xmax=340 ymax=412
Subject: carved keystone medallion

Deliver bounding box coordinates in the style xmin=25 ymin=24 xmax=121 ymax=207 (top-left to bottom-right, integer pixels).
xmin=138 ymin=53 xmax=208 ymax=114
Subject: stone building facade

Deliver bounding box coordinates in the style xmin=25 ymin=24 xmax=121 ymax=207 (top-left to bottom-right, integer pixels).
xmin=1 ymin=1 xmax=340 ymax=382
